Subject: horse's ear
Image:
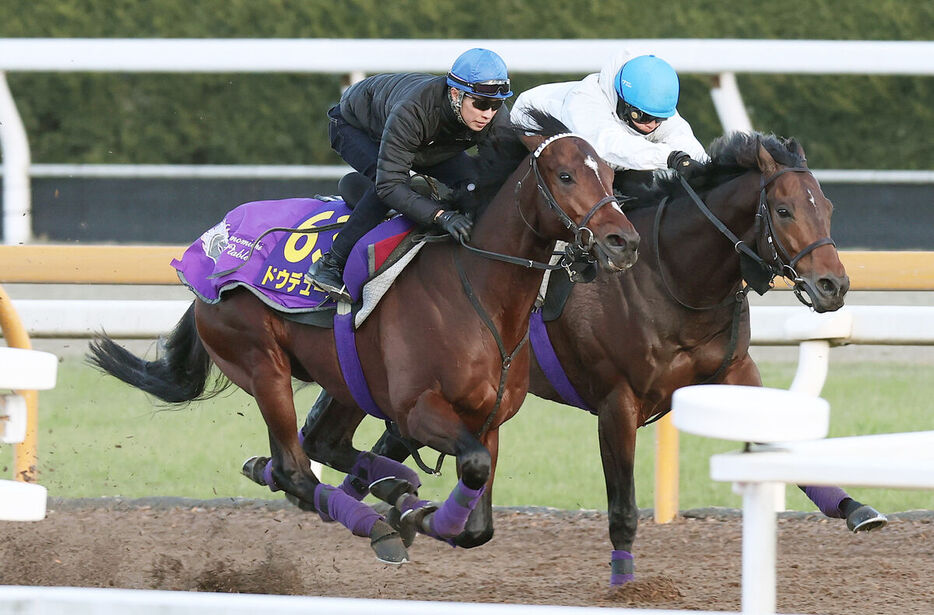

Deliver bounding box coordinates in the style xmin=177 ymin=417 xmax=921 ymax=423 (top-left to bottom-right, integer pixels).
xmin=784 ymin=137 xmax=808 ymax=167
xmin=519 ymin=133 xmax=546 ymax=153
xmin=756 ymin=140 xmax=779 ymax=176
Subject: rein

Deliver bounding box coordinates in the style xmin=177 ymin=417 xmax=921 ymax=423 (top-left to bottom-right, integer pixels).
xmin=674 ymin=168 xmax=834 ymax=306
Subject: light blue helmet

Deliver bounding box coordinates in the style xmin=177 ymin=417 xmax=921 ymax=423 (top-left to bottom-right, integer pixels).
xmin=614 ymin=55 xmax=679 ymax=118
xmin=446 ymin=48 xmax=513 ymax=99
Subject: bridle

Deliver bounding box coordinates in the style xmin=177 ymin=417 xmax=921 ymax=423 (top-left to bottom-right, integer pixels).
xmin=669 ymin=166 xmax=835 ymax=309
xmin=527 ymin=133 xmax=620 ymax=254
xmin=749 ymin=168 xmax=836 ymax=307
xmin=461 ymin=133 xmax=620 ymax=279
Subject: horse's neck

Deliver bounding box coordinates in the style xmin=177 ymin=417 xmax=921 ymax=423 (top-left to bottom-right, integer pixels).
xmin=463 ymin=163 xmax=557 ymax=328
xmin=650 ymin=172 xmax=761 ymax=304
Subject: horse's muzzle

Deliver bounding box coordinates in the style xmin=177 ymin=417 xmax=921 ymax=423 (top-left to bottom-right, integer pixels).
xmin=797 ymin=272 xmax=850 ymax=313
xmin=594 ymin=232 xmax=640 ymax=272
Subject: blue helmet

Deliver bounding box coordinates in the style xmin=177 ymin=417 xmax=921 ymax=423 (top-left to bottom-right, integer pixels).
xmin=614 ymin=55 xmax=679 ymax=118
xmin=447 ymin=48 xmax=513 ymax=99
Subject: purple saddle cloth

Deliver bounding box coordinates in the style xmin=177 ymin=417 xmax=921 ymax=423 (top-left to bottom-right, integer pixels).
xmin=172 ymin=197 xmax=415 ymax=311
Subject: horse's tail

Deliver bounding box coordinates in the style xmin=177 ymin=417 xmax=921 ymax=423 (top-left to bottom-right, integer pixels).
xmin=86 ymin=302 xmax=231 ymax=405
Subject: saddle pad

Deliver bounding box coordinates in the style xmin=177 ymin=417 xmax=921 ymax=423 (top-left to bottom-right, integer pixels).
xmin=172 ymin=197 xmax=416 ymax=317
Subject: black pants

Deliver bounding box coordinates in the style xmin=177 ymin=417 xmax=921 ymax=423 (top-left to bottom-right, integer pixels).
xmin=327 ymin=106 xmax=476 ymax=262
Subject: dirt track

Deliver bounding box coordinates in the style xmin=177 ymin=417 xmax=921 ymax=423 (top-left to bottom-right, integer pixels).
xmin=1 ymin=499 xmax=932 ymax=613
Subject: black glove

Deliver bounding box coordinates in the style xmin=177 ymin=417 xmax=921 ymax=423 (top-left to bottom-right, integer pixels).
xmin=667 ymin=150 xmax=704 ymax=179
xmin=435 ymin=210 xmax=473 ymax=243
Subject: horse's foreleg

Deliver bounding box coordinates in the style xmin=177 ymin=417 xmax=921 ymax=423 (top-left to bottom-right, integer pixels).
xmin=402 ymin=390 xmax=490 ymax=543
xmin=721 ymin=356 xmax=888 ymax=532
xmin=597 ymin=386 xmax=640 ymax=586
xmin=452 ymin=428 xmax=497 ymax=548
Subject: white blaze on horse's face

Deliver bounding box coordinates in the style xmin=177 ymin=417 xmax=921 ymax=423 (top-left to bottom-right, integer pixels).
xmin=807 ymin=188 xmax=817 ymax=209
xmin=583 ymin=153 xmax=623 ymax=213
xmin=584 ymin=155 xmax=601 ymax=182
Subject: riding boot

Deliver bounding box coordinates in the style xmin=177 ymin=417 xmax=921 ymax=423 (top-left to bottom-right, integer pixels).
xmin=307 ymin=250 xmax=352 ymax=303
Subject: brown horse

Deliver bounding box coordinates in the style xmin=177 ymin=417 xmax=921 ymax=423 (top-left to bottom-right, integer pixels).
xmin=87 ymin=113 xmax=639 ymax=564
xmin=524 ymin=132 xmax=889 ymax=585
xmin=350 ymin=131 xmax=883 ymax=579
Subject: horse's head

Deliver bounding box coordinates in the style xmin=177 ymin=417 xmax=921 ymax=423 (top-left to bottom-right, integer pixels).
xmin=750 ymin=138 xmax=849 ymax=312
xmin=520 ymin=132 xmax=640 ymax=273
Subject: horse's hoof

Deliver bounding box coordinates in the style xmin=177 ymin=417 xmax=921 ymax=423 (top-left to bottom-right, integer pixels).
xmin=400 ymin=502 xmax=438 ymax=537
xmin=368 ymin=477 xmax=416 ymax=505
xmin=241 ymin=456 xmax=270 ymax=486
xmin=383 ymin=505 xmax=417 ymax=548
xmin=369 ymin=519 xmax=409 ymax=564
xmin=846 ymin=505 xmax=888 ymax=532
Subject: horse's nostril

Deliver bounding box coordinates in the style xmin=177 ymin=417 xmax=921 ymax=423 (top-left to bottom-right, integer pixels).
xmin=604 ymin=234 xmax=640 ymax=252
xmin=818 ymin=278 xmax=837 ymax=294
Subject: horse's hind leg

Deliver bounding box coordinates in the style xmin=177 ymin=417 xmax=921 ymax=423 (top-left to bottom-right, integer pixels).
xmin=722 ymin=357 xmax=887 ymax=532
xmin=299 ymin=390 xmax=426 ymax=501
xmin=297 ymin=390 xmax=434 ymax=547
xmin=196 ymin=310 xmax=406 ymax=562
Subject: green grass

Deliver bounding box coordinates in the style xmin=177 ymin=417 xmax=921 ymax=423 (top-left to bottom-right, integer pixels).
xmin=3 ymin=358 xmax=933 ymax=513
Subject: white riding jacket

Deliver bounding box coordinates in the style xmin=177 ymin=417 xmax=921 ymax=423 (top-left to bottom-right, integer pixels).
xmin=511 ymin=50 xmax=709 ymax=171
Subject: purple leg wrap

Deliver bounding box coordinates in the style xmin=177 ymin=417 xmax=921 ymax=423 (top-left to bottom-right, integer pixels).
xmin=262 ymin=459 xmax=281 ymax=492
xmin=339 ymin=475 xmax=369 ymax=500
xmin=803 ymin=485 xmax=848 ymax=518
xmin=427 ymin=479 xmax=485 ymax=539
xmin=396 ymin=492 xmax=434 ymax=515
xmin=610 ymin=550 xmax=635 ymax=585
xmin=314 ymin=484 xmax=382 ymax=538
xmin=349 ymin=451 xmax=421 ymax=490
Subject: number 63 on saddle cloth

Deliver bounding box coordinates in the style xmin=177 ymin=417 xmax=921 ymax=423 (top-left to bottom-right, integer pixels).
xmin=172 ymin=197 xmax=422 ymax=328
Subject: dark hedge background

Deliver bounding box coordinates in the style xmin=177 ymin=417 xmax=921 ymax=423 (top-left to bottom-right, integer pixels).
xmin=3 ymin=0 xmax=933 ymax=169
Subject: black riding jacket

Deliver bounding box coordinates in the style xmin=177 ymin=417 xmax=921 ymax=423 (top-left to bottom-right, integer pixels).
xmin=339 ymin=73 xmax=510 ymax=225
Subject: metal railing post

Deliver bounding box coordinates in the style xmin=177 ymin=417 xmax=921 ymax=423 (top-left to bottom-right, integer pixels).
xmin=0 ymin=284 xmax=39 ymax=481
xmin=0 ymin=71 xmax=32 ymax=245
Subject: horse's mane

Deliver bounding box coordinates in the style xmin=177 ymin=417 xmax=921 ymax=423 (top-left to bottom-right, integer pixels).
xmin=448 ymin=108 xmax=572 ymax=215
xmin=620 ymin=131 xmax=808 ymax=210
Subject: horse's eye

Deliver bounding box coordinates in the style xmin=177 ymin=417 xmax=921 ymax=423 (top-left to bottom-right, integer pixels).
xmin=558 ymin=172 xmax=573 ymax=184
xmin=776 ymin=207 xmax=792 ymax=219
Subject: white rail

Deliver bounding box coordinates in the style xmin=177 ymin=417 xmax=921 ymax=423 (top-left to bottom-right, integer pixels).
xmin=26 ymin=163 xmax=934 ymax=184
xmin=3 ymin=38 xmax=934 ymax=244
xmin=0 ymin=586 xmax=728 ymax=615
xmin=10 ymin=300 xmax=934 ymax=345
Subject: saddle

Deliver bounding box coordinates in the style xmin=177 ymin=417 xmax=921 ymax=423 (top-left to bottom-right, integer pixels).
xmin=172 ymin=173 xmax=444 ymax=329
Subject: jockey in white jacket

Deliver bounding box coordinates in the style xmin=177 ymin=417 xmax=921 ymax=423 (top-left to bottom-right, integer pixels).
xmin=511 ymin=51 xmax=709 ymax=177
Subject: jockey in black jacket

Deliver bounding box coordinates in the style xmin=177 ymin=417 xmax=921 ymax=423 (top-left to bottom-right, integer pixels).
xmin=307 ymin=48 xmax=514 ymax=303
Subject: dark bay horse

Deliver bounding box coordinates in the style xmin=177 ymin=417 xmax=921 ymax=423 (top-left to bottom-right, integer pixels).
xmin=351 ymin=131 xmax=884 ymax=579
xmin=87 ymin=114 xmax=639 ymax=564
xmin=524 ymin=133 xmax=888 ymax=585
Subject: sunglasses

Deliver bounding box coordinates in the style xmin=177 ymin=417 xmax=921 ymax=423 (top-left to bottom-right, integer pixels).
xmin=447 ymin=73 xmax=511 ymax=97
xmin=617 ymin=100 xmax=666 ymax=125
xmin=466 ymin=95 xmax=504 ymax=112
